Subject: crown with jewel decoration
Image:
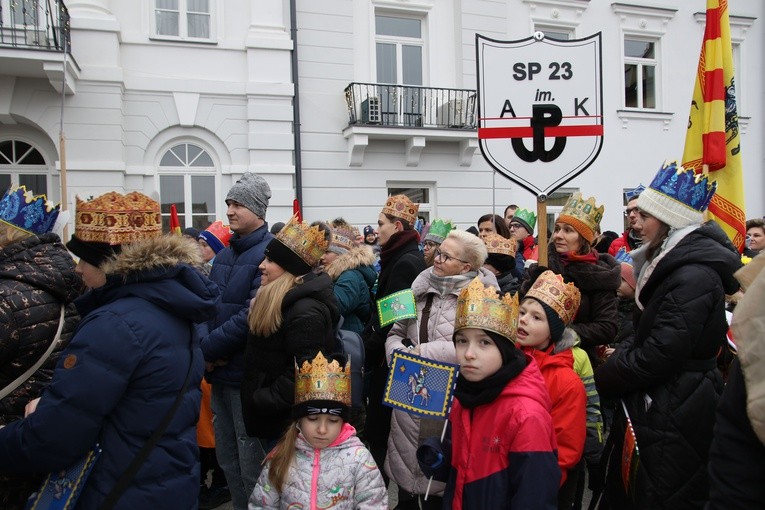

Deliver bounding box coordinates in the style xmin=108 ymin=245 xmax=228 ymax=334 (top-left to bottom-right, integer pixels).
xmin=557 ymin=192 xmax=604 ymax=243
xmin=483 ymin=232 xmax=517 ymax=257
xmin=382 ymin=194 xmax=419 ymax=226
xmin=0 ymin=185 xmax=60 ymax=236
xmin=271 ymin=215 xmax=329 ymax=273
xmin=455 ymin=277 xmax=519 ymax=342
xmin=525 ymin=270 xmax=581 ymax=325
xmin=293 ymin=351 xmax=351 ymax=419
xmin=73 ymin=191 xmax=161 ymax=245
xmin=424 ymin=218 xmax=454 ymax=244
xmin=637 ymin=161 xmax=717 ymax=229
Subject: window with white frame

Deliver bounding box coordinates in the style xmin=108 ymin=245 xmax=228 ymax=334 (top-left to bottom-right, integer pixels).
xmin=158 ymin=143 xmax=217 ymax=231
xmin=535 ymin=25 xmax=573 ymax=41
xmin=375 ymin=14 xmax=425 ymax=126
xmin=546 ymin=188 xmax=577 ymax=236
xmin=0 ymin=139 xmax=49 ymax=196
xmin=623 ymin=38 xmax=657 ymax=109
xmin=153 ymin=0 xmax=213 ymax=41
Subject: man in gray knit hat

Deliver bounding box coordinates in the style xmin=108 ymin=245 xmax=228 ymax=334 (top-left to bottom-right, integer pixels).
xmin=200 ymin=172 xmax=274 ymax=510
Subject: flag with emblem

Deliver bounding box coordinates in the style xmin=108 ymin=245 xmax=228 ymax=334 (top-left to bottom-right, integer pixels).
xmin=682 ymin=0 xmax=746 ymax=251
xmin=376 ymin=289 xmax=417 ymax=327
xmin=382 ymin=351 xmax=459 ymax=418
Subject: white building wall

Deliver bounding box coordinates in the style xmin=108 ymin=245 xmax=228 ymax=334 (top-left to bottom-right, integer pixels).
xmin=0 ymin=0 xmax=762 ymax=237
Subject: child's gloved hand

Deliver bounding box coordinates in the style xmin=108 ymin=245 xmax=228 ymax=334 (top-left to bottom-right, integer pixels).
xmin=417 ymin=437 xmax=444 ymax=477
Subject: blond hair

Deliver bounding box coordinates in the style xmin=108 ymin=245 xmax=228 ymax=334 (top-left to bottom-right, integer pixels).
xmin=447 ymin=229 xmax=488 ymax=269
xmin=266 ymin=421 xmax=300 ymax=493
xmin=248 ymin=272 xmax=301 ymax=336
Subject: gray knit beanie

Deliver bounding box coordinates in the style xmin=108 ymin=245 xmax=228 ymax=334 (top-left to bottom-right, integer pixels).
xmin=226 ymin=173 xmax=271 ymax=218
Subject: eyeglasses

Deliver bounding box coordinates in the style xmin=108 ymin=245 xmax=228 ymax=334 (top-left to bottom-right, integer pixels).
xmin=434 ymin=248 xmax=469 ymax=264
xmin=624 ymin=207 xmax=638 ymax=217
xmin=509 ymin=222 xmax=523 ymax=229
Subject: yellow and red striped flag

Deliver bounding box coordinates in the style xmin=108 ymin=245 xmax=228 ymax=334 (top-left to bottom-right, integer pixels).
xmin=169 ymin=203 xmax=182 ymax=235
xmin=682 ymin=0 xmax=746 ymax=252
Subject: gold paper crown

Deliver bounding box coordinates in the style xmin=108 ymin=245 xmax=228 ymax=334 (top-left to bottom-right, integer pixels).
xmin=455 ymin=277 xmax=519 ymax=342
xmin=74 ymin=191 xmax=161 ymax=245
xmin=382 ymin=194 xmax=419 ymax=226
xmin=557 ymin=192 xmax=604 ymax=243
xmin=524 ymin=270 xmax=581 ymax=325
xmin=294 ymin=351 xmax=352 ymax=407
xmin=483 ymin=232 xmax=517 ymax=257
xmin=276 ymin=215 xmax=330 ymax=267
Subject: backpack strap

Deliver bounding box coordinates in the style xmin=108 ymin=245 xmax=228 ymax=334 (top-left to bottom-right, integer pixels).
xmin=418 ymin=294 xmax=435 ymax=345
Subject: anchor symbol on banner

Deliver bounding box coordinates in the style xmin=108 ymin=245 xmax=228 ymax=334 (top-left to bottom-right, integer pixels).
xmin=511 ymin=104 xmax=567 ymax=163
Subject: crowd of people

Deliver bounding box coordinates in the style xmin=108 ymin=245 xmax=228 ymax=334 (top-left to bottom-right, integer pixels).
xmin=0 ymin=159 xmax=763 ymax=510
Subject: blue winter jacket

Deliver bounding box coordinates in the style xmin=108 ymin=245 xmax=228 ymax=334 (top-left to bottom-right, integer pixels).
xmin=202 ymin=224 xmax=273 ymax=385
xmin=0 ymin=235 xmax=220 ymax=510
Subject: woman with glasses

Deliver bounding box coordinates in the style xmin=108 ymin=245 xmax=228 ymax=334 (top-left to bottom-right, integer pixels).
xmin=385 ymin=229 xmax=497 ymax=510
xmin=594 ymin=162 xmax=741 ymax=510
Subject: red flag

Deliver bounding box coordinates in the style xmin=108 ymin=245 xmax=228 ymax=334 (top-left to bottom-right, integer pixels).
xmin=169 ymin=203 xmax=182 ymax=235
xmin=293 ymin=199 xmax=302 ymax=222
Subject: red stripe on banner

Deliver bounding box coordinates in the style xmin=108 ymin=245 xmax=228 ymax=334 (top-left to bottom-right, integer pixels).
xmin=478 ymin=125 xmax=603 ymax=140
xmin=702 ymin=132 xmax=726 ymax=170
xmin=705 ymin=7 xmax=722 ymax=40
xmin=703 ymin=69 xmax=726 ymax=101
xmin=709 ymin=199 xmax=746 ymax=252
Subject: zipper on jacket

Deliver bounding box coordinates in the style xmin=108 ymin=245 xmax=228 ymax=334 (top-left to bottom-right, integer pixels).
xmin=311 ymin=448 xmax=320 ymax=510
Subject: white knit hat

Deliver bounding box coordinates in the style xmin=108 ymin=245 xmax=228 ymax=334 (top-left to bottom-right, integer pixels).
xmin=636 ymin=161 xmax=716 ymax=229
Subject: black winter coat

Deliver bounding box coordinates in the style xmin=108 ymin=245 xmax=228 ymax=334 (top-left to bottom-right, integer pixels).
xmin=241 ymin=271 xmax=339 ymax=439
xmin=706 ymin=359 xmax=765 ymax=509
xmin=594 ymin=221 xmax=741 ymax=510
xmin=524 ymin=246 xmax=620 ymax=350
xmin=0 ymin=233 xmax=81 ymax=424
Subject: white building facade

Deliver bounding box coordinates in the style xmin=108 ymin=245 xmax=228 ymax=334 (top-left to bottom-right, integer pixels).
xmin=0 ymin=0 xmax=762 ymax=235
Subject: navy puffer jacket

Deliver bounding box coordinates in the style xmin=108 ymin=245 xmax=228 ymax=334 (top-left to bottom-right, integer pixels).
xmin=0 ymin=236 xmax=220 ymax=510
xmin=202 ymin=224 xmax=273 ymax=385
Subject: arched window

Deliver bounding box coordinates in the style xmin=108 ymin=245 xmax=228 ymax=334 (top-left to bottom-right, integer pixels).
xmin=158 ymin=142 xmax=217 ymax=232
xmin=0 ymin=139 xmax=49 ymax=195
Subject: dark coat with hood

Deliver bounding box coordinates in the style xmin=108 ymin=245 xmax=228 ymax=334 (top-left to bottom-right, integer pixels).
xmin=524 ymin=245 xmax=621 ymax=351
xmin=325 ymin=245 xmax=377 ymax=335
xmin=0 ymin=233 xmax=81 ymax=425
xmin=202 ymin=224 xmax=273 ymax=386
xmin=241 ymin=271 xmax=339 ymax=439
xmin=594 ymin=221 xmax=741 ymax=510
xmin=0 ymin=233 xmax=82 ymax=509
xmin=0 ymin=235 xmax=219 ymax=510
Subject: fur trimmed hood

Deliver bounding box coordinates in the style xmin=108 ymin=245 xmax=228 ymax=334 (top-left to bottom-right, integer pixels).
xmin=102 ymin=235 xmax=203 ymax=276
xmin=325 ymin=244 xmax=377 ymax=280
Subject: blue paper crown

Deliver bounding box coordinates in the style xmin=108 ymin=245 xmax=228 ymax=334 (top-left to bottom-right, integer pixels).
xmin=0 ymin=185 xmax=60 ymax=235
xmin=624 ymin=185 xmax=645 ymax=201
xmin=647 ymin=161 xmax=716 ymax=213
xmin=614 ymin=247 xmax=633 ymax=265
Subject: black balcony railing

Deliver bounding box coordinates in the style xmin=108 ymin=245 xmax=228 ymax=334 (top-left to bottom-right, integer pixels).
xmin=0 ymin=0 xmax=70 ymax=52
xmin=345 ymin=82 xmax=476 ymax=129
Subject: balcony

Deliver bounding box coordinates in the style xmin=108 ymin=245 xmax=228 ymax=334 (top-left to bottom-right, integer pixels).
xmin=0 ymin=0 xmax=78 ymax=95
xmin=342 ymin=82 xmax=479 ymax=167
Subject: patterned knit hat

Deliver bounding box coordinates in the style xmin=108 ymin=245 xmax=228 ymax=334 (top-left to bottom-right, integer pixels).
xmin=265 ymin=215 xmax=329 ymax=275
xmin=557 ymin=193 xmax=604 ymax=243
xmin=327 ymin=227 xmax=356 ymax=255
xmin=0 ymin=185 xmax=60 ymax=236
xmin=198 ymin=221 xmax=233 ymax=254
xmin=637 ymin=161 xmax=716 ymax=229
xmin=66 ymin=191 xmax=161 ymax=267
